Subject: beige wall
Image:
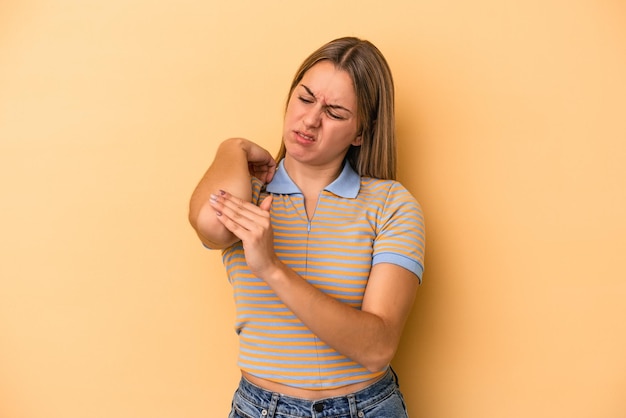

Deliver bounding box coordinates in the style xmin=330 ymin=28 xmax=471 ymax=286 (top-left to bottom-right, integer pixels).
xmin=1 ymin=1 xmax=625 ymax=417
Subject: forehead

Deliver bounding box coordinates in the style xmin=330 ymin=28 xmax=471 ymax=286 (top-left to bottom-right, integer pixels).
xmin=299 ymin=61 xmax=356 ymax=105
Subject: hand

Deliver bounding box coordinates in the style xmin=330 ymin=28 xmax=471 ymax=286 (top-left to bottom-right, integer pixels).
xmin=208 ymin=189 xmax=280 ymax=278
xmin=237 ymin=139 xmax=277 ymax=184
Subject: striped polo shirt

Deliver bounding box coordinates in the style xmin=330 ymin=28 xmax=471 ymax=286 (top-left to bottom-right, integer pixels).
xmin=222 ymin=160 xmax=425 ymax=390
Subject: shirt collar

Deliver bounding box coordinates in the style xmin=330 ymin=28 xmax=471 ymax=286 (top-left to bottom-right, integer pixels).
xmin=266 ymin=160 xmax=361 ymax=198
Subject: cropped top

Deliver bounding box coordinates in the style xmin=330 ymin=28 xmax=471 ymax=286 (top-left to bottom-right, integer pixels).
xmin=221 ymin=160 xmax=425 ymax=390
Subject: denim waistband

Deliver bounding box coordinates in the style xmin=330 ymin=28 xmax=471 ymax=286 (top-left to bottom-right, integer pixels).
xmin=234 ymin=367 xmax=400 ymax=417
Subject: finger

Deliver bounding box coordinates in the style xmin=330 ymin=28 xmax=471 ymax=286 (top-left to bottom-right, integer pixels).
xmin=211 ymin=202 xmax=257 ymax=241
xmin=265 ymin=160 xmax=277 ymax=184
xmin=209 ymin=191 xmax=267 ymax=231
xmin=209 ymin=195 xmax=253 ymax=229
xmin=259 ymin=194 xmax=273 ymax=212
xmin=248 ymin=158 xmax=277 ymax=184
xmin=214 ymin=207 xmax=250 ymax=239
xmin=218 ymin=190 xmax=269 ymax=217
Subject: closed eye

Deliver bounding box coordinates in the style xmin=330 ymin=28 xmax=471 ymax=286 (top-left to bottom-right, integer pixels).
xmin=298 ymin=84 xmax=352 ymax=120
xmin=326 ymin=109 xmax=345 ymax=120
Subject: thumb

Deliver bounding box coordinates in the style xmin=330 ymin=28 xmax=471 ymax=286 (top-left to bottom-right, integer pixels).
xmin=259 ymin=194 xmax=273 ymax=212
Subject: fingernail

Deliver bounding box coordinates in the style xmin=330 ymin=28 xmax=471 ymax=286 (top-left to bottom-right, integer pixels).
xmin=209 ymin=194 xmax=217 ymax=202
xmin=216 ymin=211 xmax=222 ymax=216
xmin=219 ymin=189 xmax=226 ymax=196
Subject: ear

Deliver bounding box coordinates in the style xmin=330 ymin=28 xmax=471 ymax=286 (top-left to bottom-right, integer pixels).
xmin=353 ymin=119 xmax=374 ymax=147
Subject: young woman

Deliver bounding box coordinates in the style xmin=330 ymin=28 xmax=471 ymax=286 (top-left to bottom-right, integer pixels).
xmin=189 ymin=37 xmax=425 ymax=418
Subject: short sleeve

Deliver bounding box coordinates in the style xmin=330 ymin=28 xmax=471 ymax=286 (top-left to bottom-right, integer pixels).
xmin=372 ymin=182 xmax=426 ymax=283
xmin=250 ymin=176 xmax=265 ymax=205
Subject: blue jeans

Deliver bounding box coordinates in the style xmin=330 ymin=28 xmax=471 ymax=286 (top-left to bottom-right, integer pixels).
xmin=228 ymin=368 xmax=409 ymax=418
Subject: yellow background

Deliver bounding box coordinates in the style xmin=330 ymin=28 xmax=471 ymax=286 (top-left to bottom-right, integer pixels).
xmin=1 ymin=1 xmax=625 ymax=417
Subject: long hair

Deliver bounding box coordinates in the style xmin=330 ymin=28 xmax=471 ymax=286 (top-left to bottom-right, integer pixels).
xmin=276 ymin=37 xmax=397 ymax=180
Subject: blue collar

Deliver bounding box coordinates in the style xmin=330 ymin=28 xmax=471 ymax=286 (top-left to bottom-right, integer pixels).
xmin=266 ymin=160 xmax=361 ymax=198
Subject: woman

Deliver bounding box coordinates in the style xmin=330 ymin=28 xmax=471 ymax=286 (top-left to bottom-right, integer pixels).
xmin=189 ymin=37 xmax=425 ymax=418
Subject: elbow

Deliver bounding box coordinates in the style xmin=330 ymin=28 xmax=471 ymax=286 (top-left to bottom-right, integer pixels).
xmin=361 ymin=346 xmax=396 ymax=373
xmin=188 ymin=199 xmax=205 ymax=233
xmin=188 ymin=208 xmax=199 ymax=232
xmin=364 ymin=362 xmax=389 ymax=374
xmin=189 ymin=205 xmax=237 ymax=249
xmin=188 ymin=209 xmax=208 ymax=244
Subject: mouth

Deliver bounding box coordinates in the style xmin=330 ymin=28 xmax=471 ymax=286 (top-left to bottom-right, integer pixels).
xmin=295 ymin=130 xmax=316 ymax=142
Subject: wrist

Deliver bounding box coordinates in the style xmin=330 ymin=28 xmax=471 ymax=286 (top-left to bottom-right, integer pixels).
xmin=260 ymin=258 xmax=289 ymax=286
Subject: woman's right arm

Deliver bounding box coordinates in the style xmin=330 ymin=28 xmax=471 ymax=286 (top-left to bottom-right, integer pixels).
xmin=188 ymin=138 xmax=276 ymax=249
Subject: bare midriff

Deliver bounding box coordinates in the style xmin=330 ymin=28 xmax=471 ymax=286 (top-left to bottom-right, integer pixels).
xmin=241 ymin=370 xmax=383 ymax=400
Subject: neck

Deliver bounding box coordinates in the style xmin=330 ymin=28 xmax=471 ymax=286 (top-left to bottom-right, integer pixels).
xmin=283 ymin=156 xmax=344 ymax=196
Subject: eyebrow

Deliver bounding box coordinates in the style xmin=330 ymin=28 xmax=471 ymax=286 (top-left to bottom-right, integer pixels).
xmin=300 ymin=84 xmax=353 ymax=114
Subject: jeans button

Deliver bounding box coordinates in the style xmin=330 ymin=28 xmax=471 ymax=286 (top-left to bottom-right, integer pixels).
xmin=313 ymin=403 xmax=324 ymax=412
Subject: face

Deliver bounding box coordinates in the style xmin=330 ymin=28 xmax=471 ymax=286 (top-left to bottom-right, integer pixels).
xmin=282 ymin=61 xmax=361 ymax=170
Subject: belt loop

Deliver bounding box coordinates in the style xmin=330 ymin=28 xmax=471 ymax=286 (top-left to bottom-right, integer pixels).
xmin=267 ymin=392 xmax=279 ymax=418
xmin=389 ymin=365 xmax=400 ymax=387
xmin=347 ymin=394 xmax=358 ymax=418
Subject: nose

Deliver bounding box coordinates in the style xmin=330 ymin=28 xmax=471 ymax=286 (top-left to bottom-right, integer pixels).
xmin=303 ymin=105 xmax=322 ymax=128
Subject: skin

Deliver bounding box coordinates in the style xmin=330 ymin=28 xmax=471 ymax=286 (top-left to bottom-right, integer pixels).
xmin=188 ymin=138 xmax=276 ymax=248
xmin=189 ymin=61 xmax=419 ymax=400
xmin=281 ymin=61 xmax=362 ymax=195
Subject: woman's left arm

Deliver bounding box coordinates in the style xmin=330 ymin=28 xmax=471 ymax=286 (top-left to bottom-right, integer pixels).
xmin=209 ymin=190 xmax=420 ymax=372
xmin=266 ymin=261 xmax=419 ymax=373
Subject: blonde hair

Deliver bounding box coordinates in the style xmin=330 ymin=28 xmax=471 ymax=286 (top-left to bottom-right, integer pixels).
xmin=276 ymin=37 xmax=397 ymax=180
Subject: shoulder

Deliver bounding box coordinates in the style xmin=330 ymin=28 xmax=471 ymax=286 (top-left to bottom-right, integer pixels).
xmin=360 ymin=177 xmax=420 ymax=207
